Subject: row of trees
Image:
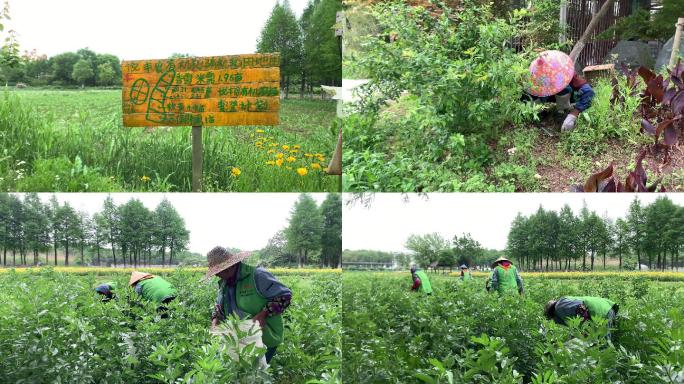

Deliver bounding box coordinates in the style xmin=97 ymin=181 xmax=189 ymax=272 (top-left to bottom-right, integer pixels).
xmin=403 ymin=232 xmax=503 ymax=269
xmin=507 ymin=196 xmax=684 ymax=271
xmin=0 ymin=194 xmax=190 ymax=267
xmin=257 ymin=0 xmax=342 ymax=98
xmin=5 ymin=48 xmax=121 ymax=87
xmin=258 ymin=193 xmax=341 ymax=268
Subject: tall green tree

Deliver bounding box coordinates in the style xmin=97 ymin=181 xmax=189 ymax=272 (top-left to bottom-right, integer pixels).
xmin=405 ymin=232 xmax=449 ymax=268
xmin=627 ymin=197 xmax=645 ymax=270
xmin=72 ymin=59 xmax=94 ymax=87
xmin=285 ymin=193 xmax=323 ymax=267
xmin=319 ymin=193 xmax=342 ymax=268
xmin=257 ymin=0 xmax=303 ymax=98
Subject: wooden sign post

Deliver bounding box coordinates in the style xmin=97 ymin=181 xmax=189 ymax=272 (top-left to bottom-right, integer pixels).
xmin=121 ymin=53 xmax=280 ymax=191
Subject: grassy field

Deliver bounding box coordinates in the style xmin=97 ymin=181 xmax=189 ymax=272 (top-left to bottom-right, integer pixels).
xmin=0 ymin=89 xmax=340 ymax=192
xmin=0 ymin=268 xmax=341 ymax=383
xmin=343 ymin=272 xmax=684 ymax=383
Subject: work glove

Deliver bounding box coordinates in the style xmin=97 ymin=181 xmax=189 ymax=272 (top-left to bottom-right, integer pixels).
xmin=556 ymin=93 xmax=572 ymax=112
xmin=561 ymin=114 xmax=577 ymax=132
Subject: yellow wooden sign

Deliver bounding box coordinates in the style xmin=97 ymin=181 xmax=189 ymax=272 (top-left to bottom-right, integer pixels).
xmin=121 ymin=53 xmax=280 ymax=127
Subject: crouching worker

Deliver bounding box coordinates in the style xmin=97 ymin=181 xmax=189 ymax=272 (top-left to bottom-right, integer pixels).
xmin=544 ymin=296 xmax=618 ymax=340
xmin=205 ymin=246 xmax=292 ymax=364
xmin=524 ymin=50 xmax=595 ymax=133
xmin=410 ymin=265 xmax=433 ymax=295
xmin=95 ymin=282 xmax=117 ymax=302
xmin=129 ymin=271 xmax=177 ymax=318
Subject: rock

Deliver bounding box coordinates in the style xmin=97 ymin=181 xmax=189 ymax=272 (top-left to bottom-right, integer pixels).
xmin=15 ymin=83 xmax=27 ymax=89
xmin=607 ymin=40 xmax=654 ymax=69
xmin=656 ymin=35 xmax=684 ymax=70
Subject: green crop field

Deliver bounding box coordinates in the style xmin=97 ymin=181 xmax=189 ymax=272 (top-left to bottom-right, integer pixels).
xmin=343 ymin=272 xmax=684 ymax=383
xmin=0 ymin=268 xmax=340 ymax=383
xmin=0 ymin=89 xmax=340 ymax=192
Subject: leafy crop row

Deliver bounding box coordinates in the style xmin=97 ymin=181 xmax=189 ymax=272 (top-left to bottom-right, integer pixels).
xmin=342 ymin=272 xmax=684 ymax=383
xmin=0 ymin=269 xmax=341 ymax=383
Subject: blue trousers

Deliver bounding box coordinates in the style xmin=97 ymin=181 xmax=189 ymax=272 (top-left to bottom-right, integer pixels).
xmin=265 ymin=346 xmax=277 ymax=363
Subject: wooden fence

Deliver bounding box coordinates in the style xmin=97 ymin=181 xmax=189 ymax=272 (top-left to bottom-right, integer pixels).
xmin=564 ymin=0 xmax=632 ymax=68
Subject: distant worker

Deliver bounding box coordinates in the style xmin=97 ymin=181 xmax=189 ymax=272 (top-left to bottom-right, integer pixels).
xmin=410 ymin=265 xmax=433 ymax=295
xmin=544 ymin=296 xmax=618 ymax=339
xmin=129 ymin=271 xmax=177 ymax=317
xmin=95 ymin=281 xmax=117 ymax=302
xmin=524 ymin=50 xmax=595 ymax=132
xmin=489 ymin=257 xmax=524 ymax=296
xmin=205 ymin=246 xmax=292 ymax=364
xmin=459 ymin=264 xmax=472 ymax=282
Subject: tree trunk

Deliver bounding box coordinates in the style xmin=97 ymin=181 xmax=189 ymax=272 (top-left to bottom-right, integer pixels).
xmin=65 ymin=241 xmax=69 ymax=266
xmin=637 ymin=248 xmax=641 ymax=271
xmin=97 ymin=247 xmax=100 ymax=266
xmin=54 ymin=241 xmax=57 ymax=266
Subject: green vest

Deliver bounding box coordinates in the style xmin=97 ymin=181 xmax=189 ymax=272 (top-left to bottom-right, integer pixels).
xmin=414 ymin=269 xmax=433 ymax=294
xmin=494 ymin=265 xmax=518 ymax=294
xmin=137 ymin=276 xmax=176 ymax=304
xmin=566 ymin=296 xmax=616 ymax=319
xmin=225 ymin=263 xmax=284 ymax=348
xmin=461 ymin=271 xmax=472 ymax=281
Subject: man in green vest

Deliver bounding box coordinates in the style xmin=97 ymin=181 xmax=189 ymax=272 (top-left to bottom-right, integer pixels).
xmin=544 ymin=296 xmax=618 ymax=339
xmin=205 ymin=246 xmax=292 ymax=364
xmin=129 ymin=271 xmax=177 ymax=318
xmin=459 ymin=264 xmax=472 ymax=282
xmin=410 ymin=265 xmax=433 ymax=295
xmin=94 ymin=281 xmax=117 ymax=302
xmin=489 ymin=257 xmax=524 ymax=296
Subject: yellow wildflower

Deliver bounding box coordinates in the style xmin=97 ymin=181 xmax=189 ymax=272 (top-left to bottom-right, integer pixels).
xmin=255 ymin=129 xmax=265 ymax=133
xmin=286 ymin=156 xmax=296 ymax=163
xmin=304 ymin=153 xmax=314 ymax=158
xmin=276 ymin=153 xmax=284 ymax=159
xmin=290 ymin=149 xmax=299 ymax=154
xmin=231 ymin=167 xmax=241 ymax=177
xmin=276 ymin=158 xmax=284 ymax=167
xmin=282 ymin=145 xmax=290 ymax=150
xmin=293 ymin=145 xmax=301 ymax=150
xmin=266 ymin=160 xmax=276 ymax=165
xmin=141 ymin=175 xmax=151 ymax=182
xmin=269 ymin=143 xmax=278 ymax=147
xmin=311 ymin=163 xmax=322 ymax=170
xmin=286 ymin=166 xmax=293 ymax=170
xmin=267 ymin=149 xmax=275 ymax=154
xmin=297 ymin=167 xmax=308 ymax=176
xmin=255 ymin=141 xmax=263 ymax=147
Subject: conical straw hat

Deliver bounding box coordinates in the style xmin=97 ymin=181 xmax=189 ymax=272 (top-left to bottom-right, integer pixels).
xmin=527 ymin=50 xmax=575 ymax=97
xmin=129 ymin=271 xmax=153 ymax=286
xmin=491 ymin=256 xmax=511 ymax=268
xmin=202 ymin=246 xmax=252 ymax=281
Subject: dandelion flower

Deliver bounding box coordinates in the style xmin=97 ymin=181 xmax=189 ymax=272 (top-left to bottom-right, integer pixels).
xmin=255 ymin=141 xmax=263 ymax=147
xmin=267 ymin=149 xmax=275 ymax=154
xmin=231 ymin=167 xmax=241 ymax=177
xmin=293 ymin=145 xmax=301 ymax=150
xmin=297 ymin=167 xmax=308 ymax=176
xmin=282 ymin=145 xmax=290 ymax=150
xmin=256 ymin=129 xmax=265 ymax=133
xmin=304 ymin=153 xmax=314 ymax=158
xmin=311 ymin=163 xmax=321 ymax=170
xmin=286 ymin=156 xmax=296 ymax=163
xmin=290 ymin=149 xmax=299 ymax=154
xmin=141 ymin=175 xmax=151 ymax=182
xmin=276 ymin=153 xmax=284 ymax=159
xmin=276 ymin=158 xmax=284 ymax=167
xmin=266 ymin=161 xmax=275 ymax=166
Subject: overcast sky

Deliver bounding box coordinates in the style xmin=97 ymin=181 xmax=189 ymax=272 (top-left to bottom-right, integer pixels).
xmin=9 ymin=0 xmax=311 ymax=60
xmin=28 ymin=193 xmax=327 ymax=254
xmin=343 ymin=193 xmax=684 ymax=253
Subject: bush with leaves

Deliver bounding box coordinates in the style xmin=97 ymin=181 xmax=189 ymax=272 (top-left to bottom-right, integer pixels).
xmin=344 ymin=0 xmax=541 ymax=192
